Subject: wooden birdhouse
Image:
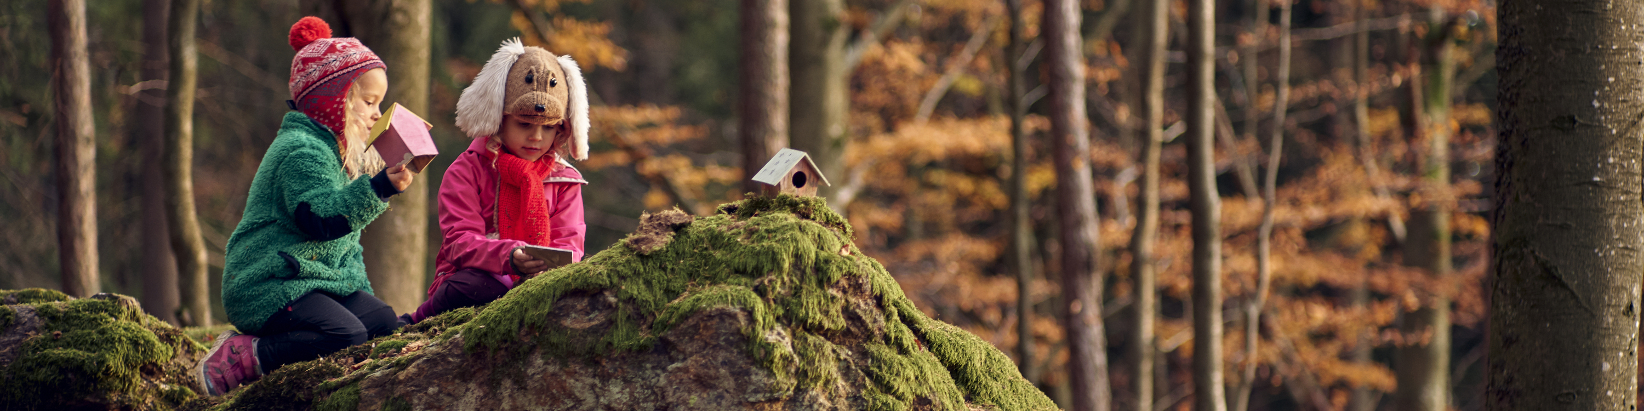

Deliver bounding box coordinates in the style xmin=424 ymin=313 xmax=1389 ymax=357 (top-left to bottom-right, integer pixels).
xmin=751 ymin=148 xmax=830 ymax=197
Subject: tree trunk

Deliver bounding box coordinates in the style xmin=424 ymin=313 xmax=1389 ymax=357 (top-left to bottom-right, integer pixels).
xmin=309 ymin=0 xmax=436 ymax=314
xmin=1489 ymin=1 xmax=1642 ymax=410
xmin=789 ymin=0 xmax=848 ymax=206
xmin=1232 ymin=0 xmax=1287 ymax=408
xmin=1186 ymin=0 xmax=1226 ymax=409
xmin=1044 ymin=1 xmax=1110 ymax=410
xmin=1005 ymin=0 xmax=1036 ymax=387
xmin=139 ymin=0 xmax=180 ymax=325
xmin=165 ymin=0 xmax=211 ymax=326
xmin=48 ymin=0 xmax=99 ymax=298
xmin=1395 ymin=14 xmax=1458 ymax=411
xmin=1131 ymin=0 xmax=1169 ymax=407
xmin=740 ymin=0 xmax=790 ymax=194
xmin=1347 ymin=1 xmax=1375 ymax=409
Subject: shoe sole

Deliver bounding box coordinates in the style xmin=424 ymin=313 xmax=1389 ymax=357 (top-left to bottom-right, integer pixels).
xmin=194 ymin=330 xmax=241 ymax=396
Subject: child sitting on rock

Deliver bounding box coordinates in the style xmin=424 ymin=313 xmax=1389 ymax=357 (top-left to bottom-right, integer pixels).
xmin=401 ymin=38 xmax=590 ymax=324
xmin=197 ymin=17 xmax=413 ymax=395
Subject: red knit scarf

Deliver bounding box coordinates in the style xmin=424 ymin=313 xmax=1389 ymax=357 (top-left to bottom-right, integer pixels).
xmin=494 ymin=152 xmax=555 ymax=246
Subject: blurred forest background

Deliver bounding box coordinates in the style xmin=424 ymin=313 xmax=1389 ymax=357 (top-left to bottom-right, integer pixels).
xmin=1 ymin=0 xmax=1502 ymax=410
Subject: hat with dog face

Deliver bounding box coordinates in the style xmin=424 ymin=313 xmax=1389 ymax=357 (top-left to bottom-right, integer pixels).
xmin=454 ymin=38 xmax=589 ymax=160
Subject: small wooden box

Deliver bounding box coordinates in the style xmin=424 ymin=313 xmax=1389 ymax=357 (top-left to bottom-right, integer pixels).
xmin=368 ymin=103 xmax=439 ymax=173
xmin=751 ymin=148 xmax=830 ymax=197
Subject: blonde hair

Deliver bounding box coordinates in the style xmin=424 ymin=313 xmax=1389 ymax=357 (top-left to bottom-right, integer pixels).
xmin=340 ymin=83 xmax=386 ymax=179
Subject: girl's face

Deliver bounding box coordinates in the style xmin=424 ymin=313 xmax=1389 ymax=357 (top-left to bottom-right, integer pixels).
xmin=348 ymin=69 xmax=388 ymax=133
xmin=498 ymin=115 xmax=560 ymax=162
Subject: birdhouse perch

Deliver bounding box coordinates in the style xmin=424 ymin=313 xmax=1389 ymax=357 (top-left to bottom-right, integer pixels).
xmin=751 ymin=148 xmax=831 ymax=198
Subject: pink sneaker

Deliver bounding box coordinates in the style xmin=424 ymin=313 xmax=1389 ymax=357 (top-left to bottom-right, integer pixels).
xmin=195 ymin=330 xmax=263 ymax=396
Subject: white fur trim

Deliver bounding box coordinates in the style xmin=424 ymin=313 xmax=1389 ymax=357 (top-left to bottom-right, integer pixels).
xmin=558 ymin=55 xmax=590 ymax=161
xmin=455 ymin=38 xmax=525 ymax=139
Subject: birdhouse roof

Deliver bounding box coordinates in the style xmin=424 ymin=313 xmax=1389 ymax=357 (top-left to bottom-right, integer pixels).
xmin=751 ymin=148 xmax=831 ymax=187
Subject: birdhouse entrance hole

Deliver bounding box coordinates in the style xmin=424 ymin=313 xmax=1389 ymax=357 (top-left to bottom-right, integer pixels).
xmin=792 ymin=171 xmax=808 ymax=188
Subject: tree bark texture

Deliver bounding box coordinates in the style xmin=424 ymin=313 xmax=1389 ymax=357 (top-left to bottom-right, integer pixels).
xmin=1186 ymin=0 xmax=1226 ymax=409
xmin=1395 ymin=14 xmax=1459 ymax=411
xmin=1004 ymin=0 xmax=1036 ymax=387
xmin=165 ymin=0 xmax=211 ymax=326
xmin=307 ymin=0 xmax=436 ymax=314
xmin=789 ymin=0 xmax=848 ymax=207
xmin=1130 ymin=0 xmax=1168 ymax=407
xmin=140 ymin=0 xmax=180 ymax=325
xmin=740 ymin=0 xmax=790 ymax=195
xmin=49 ymin=0 xmax=99 ymax=298
xmin=1044 ymin=0 xmax=1110 ymax=410
xmin=1490 ymin=0 xmax=1643 ymax=410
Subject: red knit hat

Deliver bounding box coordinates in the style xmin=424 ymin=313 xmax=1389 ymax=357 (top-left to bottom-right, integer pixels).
xmin=287 ymin=17 xmax=385 ymax=135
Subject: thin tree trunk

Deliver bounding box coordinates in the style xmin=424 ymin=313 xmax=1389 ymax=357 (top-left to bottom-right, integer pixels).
xmin=1186 ymin=0 xmax=1226 ymax=409
xmin=49 ymin=0 xmax=98 ymax=298
xmin=1005 ymin=0 xmax=1036 ymax=387
xmin=789 ymin=0 xmax=848 ymax=206
xmin=1131 ymin=0 xmax=1169 ymax=407
xmin=1394 ymin=14 xmax=1458 ymax=411
xmin=1231 ymin=0 xmax=1288 ymax=408
xmin=914 ymin=13 xmax=999 ymax=123
xmin=740 ymin=0 xmax=790 ymax=195
xmin=165 ymin=0 xmax=211 ymax=326
xmin=1240 ymin=0 xmax=1267 ymax=151
xmin=1044 ymin=0 xmax=1110 ymax=409
xmin=1347 ymin=1 xmax=1375 ymax=409
xmin=357 ymin=0 xmax=433 ymax=315
xmin=139 ymin=0 xmax=180 ymax=325
xmin=1489 ymin=1 xmax=1642 ymax=409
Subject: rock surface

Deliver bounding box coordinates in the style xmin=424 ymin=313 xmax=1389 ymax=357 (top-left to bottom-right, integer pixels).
xmin=0 ymin=289 xmax=204 ymax=410
xmin=4 ymin=195 xmax=1056 ymax=410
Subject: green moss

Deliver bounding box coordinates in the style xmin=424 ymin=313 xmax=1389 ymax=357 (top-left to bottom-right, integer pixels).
xmin=220 ymin=359 xmax=346 ymax=411
xmin=370 ymin=339 xmax=410 ymax=358
xmin=403 ymin=305 xmax=477 ymax=337
xmin=380 ymin=395 xmax=412 ymax=411
xmin=0 ymin=294 xmax=201 ymax=410
xmin=313 ymin=383 xmax=362 ymax=411
xmin=0 ymin=305 xmax=13 ymax=330
xmin=0 ymin=288 xmax=71 ymax=304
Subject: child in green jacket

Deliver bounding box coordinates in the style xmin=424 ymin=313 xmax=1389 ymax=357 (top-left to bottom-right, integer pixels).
xmin=195 ymin=17 xmax=415 ymax=396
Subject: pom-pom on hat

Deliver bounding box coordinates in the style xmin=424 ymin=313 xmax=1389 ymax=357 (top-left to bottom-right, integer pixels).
xmin=287 ymin=16 xmax=385 ymax=136
xmin=455 ymin=38 xmax=590 ymax=161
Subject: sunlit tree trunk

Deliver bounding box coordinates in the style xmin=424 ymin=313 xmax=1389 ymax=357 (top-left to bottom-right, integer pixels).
xmin=1186 ymin=0 xmax=1226 ymax=409
xmin=1005 ymin=0 xmax=1036 ymax=387
xmin=166 ymin=0 xmax=211 ymax=326
xmin=1232 ymin=0 xmax=1287 ymax=408
xmin=740 ymin=0 xmax=789 ymax=195
xmin=308 ymin=0 xmax=435 ymax=314
xmin=1130 ymin=0 xmax=1169 ymax=407
xmin=1489 ymin=0 xmax=1642 ymax=410
xmin=48 ymin=0 xmax=98 ymax=298
xmin=1044 ymin=0 xmax=1110 ymax=410
xmin=789 ymin=0 xmax=848 ymax=205
xmin=140 ymin=0 xmax=180 ymax=325
xmin=1395 ymin=13 xmax=1459 ymax=411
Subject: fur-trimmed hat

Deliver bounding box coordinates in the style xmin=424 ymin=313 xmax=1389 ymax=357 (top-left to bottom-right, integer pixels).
xmin=455 ymin=38 xmax=590 ymax=161
xmin=287 ymin=16 xmax=385 ymax=136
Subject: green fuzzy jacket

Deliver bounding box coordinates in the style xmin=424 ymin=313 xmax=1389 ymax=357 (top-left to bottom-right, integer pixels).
xmin=221 ymin=112 xmax=392 ymax=334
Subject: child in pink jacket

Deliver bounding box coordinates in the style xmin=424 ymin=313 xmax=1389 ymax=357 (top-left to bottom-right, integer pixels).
xmin=404 ymin=38 xmax=590 ymax=323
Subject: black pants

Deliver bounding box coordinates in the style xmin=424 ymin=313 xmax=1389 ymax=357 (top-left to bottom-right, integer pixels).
xmin=254 ymin=290 xmax=399 ymax=372
xmin=407 ymin=268 xmax=511 ymax=323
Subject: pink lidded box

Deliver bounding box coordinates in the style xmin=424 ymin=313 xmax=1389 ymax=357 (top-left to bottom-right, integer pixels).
xmin=368 ymin=103 xmax=439 ymax=173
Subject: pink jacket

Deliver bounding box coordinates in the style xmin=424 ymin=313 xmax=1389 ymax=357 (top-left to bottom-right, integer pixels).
xmin=430 ymin=137 xmax=586 ymax=295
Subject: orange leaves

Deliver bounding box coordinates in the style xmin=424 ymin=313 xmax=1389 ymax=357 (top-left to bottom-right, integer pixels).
xmin=506 ymin=1 xmax=628 ymax=71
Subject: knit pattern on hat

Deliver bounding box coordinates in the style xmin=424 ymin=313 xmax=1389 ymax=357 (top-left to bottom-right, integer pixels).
xmin=287 ymin=17 xmax=384 ymax=136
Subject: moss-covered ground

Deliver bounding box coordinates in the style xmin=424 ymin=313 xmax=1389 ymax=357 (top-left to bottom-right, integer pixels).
xmin=8 ymin=194 xmax=1053 ymax=410
xmin=0 ymin=291 xmax=204 ymax=410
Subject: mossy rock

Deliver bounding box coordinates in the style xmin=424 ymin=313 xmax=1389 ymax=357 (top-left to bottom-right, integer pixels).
xmin=0 ymin=290 xmax=206 ymax=410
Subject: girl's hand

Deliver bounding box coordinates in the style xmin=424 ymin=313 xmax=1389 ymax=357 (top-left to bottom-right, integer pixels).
xmin=511 ymin=248 xmax=547 ymax=275
xmin=386 ymin=164 xmax=414 ymax=191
